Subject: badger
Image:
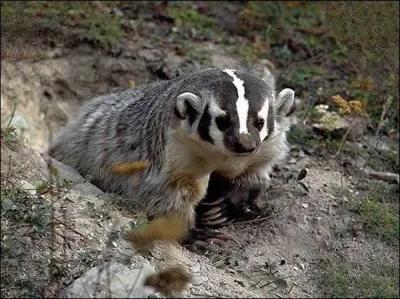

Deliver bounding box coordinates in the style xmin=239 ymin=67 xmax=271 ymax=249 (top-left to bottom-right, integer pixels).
xmin=48 ymin=68 xmax=296 ymax=242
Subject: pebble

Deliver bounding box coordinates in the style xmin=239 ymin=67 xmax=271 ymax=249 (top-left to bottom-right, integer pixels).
xmin=191 ymin=275 xmax=208 ymax=286
xmin=190 ymin=265 xmax=201 ymax=273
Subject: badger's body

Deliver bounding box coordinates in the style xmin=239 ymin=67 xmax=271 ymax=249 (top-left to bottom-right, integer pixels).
xmin=49 ymin=68 xmax=295 ymax=233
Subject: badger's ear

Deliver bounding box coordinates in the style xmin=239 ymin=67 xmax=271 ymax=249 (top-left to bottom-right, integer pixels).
xmin=175 ymin=92 xmax=207 ymax=123
xmin=275 ymin=88 xmax=296 ymax=117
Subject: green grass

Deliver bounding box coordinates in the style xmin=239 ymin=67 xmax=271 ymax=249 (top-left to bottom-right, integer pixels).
xmin=1 ymin=127 xmax=21 ymax=151
xmin=1 ymin=186 xmax=52 ymax=233
xmin=226 ymin=44 xmax=259 ymax=66
xmin=319 ymin=264 xmax=399 ymax=298
xmin=357 ymin=198 xmax=399 ymax=245
xmin=184 ymin=45 xmax=212 ymax=66
xmin=167 ymin=6 xmax=215 ymax=31
xmin=1 ymin=1 xmax=123 ymax=51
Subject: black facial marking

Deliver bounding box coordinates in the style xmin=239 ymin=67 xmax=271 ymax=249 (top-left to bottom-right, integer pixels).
xmin=254 ymin=118 xmax=265 ymax=131
xmin=174 ymin=106 xmax=185 ymax=120
xmin=239 ymin=72 xmax=272 ymax=115
xmin=197 ymin=104 xmax=213 ymax=144
xmin=215 ymin=114 xmax=231 ymax=131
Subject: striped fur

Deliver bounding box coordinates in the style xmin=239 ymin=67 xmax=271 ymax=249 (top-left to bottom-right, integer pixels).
xmin=49 ymin=68 xmax=295 ymax=232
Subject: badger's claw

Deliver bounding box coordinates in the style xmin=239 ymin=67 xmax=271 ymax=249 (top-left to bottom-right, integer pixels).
xmin=183 ymin=227 xmax=233 ymax=248
xmin=194 ymin=172 xmax=263 ymax=230
xmin=195 ymin=192 xmax=259 ymax=229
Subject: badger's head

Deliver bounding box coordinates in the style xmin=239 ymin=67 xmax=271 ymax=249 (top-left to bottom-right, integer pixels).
xmin=173 ymin=69 xmax=295 ymax=156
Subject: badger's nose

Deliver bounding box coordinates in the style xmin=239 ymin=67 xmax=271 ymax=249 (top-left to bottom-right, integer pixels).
xmin=234 ymin=134 xmax=257 ymax=154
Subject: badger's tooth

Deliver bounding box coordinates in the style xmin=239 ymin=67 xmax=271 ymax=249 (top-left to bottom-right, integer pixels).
xmin=202 ymin=206 xmax=221 ymax=216
xmin=200 ymin=197 xmax=225 ymax=206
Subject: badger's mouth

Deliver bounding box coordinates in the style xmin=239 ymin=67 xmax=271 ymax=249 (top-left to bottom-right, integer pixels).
xmin=231 ymin=145 xmax=261 ymax=157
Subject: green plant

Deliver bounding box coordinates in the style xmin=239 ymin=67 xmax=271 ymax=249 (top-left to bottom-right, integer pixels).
xmin=1 ymin=1 xmax=123 ymax=51
xmin=83 ymin=9 xmax=122 ymax=50
xmin=356 ymin=198 xmax=399 ymax=244
xmin=227 ymin=44 xmax=258 ymax=66
xmin=1 ymin=127 xmax=20 ymax=150
xmin=167 ymin=7 xmax=215 ymax=31
xmin=320 ymin=266 xmax=350 ymax=298
xmin=318 ymin=261 xmax=399 ymax=298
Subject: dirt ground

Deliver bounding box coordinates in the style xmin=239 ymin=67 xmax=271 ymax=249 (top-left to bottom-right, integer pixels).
xmin=1 ymin=2 xmax=399 ymax=298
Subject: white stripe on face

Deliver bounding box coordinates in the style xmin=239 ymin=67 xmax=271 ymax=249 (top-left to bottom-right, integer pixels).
xmin=258 ymin=99 xmax=269 ymax=141
xmin=223 ymin=69 xmax=249 ymax=135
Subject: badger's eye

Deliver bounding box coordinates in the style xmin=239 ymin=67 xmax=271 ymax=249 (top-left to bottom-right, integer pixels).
xmin=254 ymin=118 xmax=265 ymax=131
xmin=216 ymin=115 xmax=231 ymax=131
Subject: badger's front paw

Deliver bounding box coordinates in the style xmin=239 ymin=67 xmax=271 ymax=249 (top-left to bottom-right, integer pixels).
xmin=183 ymin=227 xmax=233 ymax=249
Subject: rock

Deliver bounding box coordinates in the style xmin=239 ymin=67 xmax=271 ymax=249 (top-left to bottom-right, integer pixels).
xmin=61 ymin=261 xmax=159 ymax=298
xmin=111 ymin=7 xmax=124 ymax=17
xmin=44 ymin=156 xmax=86 ymax=184
xmin=207 ymin=43 xmax=240 ymax=69
xmin=190 ymin=265 xmax=201 ymax=273
xmin=191 ymin=274 xmax=208 ymax=286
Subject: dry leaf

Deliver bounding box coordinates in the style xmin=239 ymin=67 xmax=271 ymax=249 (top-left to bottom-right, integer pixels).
xmin=331 ymin=94 xmax=351 ymax=114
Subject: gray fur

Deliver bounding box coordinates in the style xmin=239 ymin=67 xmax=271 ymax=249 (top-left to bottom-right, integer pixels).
xmin=49 ymin=68 xmax=296 ymax=230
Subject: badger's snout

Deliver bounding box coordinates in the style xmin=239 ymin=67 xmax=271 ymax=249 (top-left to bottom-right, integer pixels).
xmin=232 ymin=133 xmax=258 ymax=154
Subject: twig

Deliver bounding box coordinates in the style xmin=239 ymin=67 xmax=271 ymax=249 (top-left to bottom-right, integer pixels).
xmin=332 ymin=122 xmax=352 ymax=158
xmin=235 ymin=206 xmax=289 ymax=225
xmin=361 ymin=168 xmax=399 ymax=184
xmin=361 ymin=95 xmax=393 ymax=172
xmin=127 ymin=264 xmax=143 ymax=297
xmin=6 ymin=154 xmax=12 ymax=184
xmin=259 ymin=275 xmax=294 ymax=289
xmin=251 ymin=278 xmax=263 ymax=289
xmin=6 ymin=102 xmax=17 ymax=128
xmin=53 ymin=218 xmax=88 ymax=238
xmin=287 ymin=284 xmax=294 ymax=295
xmin=190 ymin=292 xmax=215 ymax=298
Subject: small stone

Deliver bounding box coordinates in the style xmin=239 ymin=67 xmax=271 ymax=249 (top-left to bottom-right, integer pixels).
xmin=293 ymin=266 xmax=299 ymax=271
xmin=111 ymin=7 xmax=124 ymax=17
xmin=191 ymin=275 xmax=208 ymax=286
xmin=234 ymin=280 xmax=245 ymax=287
xmin=302 ymin=203 xmax=309 ymax=208
xmin=61 ymin=261 xmax=157 ymax=298
xmin=190 ymin=265 xmax=201 ymax=273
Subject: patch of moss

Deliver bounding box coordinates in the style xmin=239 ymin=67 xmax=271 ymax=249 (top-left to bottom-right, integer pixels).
xmin=1 ymin=127 xmax=21 ymax=151
xmin=184 ymin=45 xmax=212 ymax=66
xmin=287 ymin=126 xmax=317 ymax=149
xmin=319 ymin=264 xmax=399 ymax=298
xmin=320 ymin=266 xmax=350 ymax=298
xmin=1 ymin=1 xmax=123 ymax=51
xmin=226 ymin=43 xmax=258 ymax=66
xmin=167 ymin=7 xmax=215 ymax=31
xmin=357 ymin=198 xmax=399 ymax=244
